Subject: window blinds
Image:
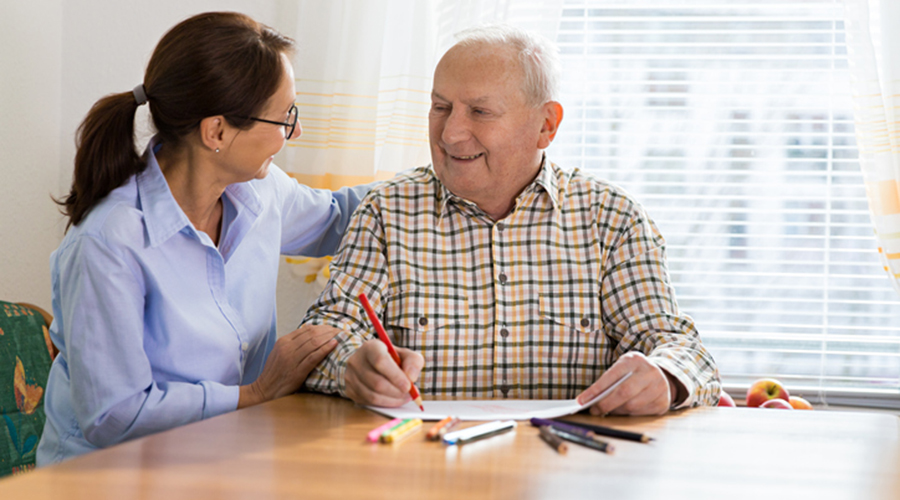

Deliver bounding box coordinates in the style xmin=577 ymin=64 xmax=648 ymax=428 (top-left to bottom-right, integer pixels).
xmin=545 ymin=0 xmax=900 ymax=408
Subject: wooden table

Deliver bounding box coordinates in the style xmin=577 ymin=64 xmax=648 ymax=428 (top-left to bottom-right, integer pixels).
xmin=1 ymin=394 xmax=897 ymax=499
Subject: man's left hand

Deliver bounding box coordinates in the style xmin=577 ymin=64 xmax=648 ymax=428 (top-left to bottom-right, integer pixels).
xmin=576 ymin=352 xmax=678 ymax=416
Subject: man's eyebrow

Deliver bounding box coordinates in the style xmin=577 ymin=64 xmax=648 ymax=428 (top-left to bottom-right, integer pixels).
xmin=431 ymin=92 xmax=493 ymax=105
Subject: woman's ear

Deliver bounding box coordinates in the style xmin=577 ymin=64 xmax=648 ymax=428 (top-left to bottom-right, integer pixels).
xmin=198 ymin=116 xmax=227 ymax=153
xmin=537 ymin=101 xmax=564 ymax=149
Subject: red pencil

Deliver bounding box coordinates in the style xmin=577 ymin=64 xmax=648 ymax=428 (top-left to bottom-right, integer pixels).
xmin=358 ymin=293 xmax=424 ymax=411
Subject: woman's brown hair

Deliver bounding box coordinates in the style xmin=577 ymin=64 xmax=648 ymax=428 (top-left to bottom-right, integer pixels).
xmin=56 ymin=12 xmax=295 ymax=229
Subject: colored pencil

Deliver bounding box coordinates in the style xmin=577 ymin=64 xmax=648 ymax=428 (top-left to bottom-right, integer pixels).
xmin=358 ymin=293 xmax=424 ymax=411
xmin=426 ymin=416 xmax=460 ymax=441
xmin=379 ymin=418 xmax=412 ymax=441
xmin=530 ymin=418 xmax=605 ymax=443
xmin=443 ymin=420 xmax=517 ymax=445
xmin=539 ymin=426 xmax=568 ymax=454
xmin=367 ymin=418 xmax=403 ymax=443
xmin=381 ymin=418 xmax=423 ymax=443
xmin=545 ymin=426 xmax=615 ymax=454
xmin=557 ymin=420 xmax=654 ymax=443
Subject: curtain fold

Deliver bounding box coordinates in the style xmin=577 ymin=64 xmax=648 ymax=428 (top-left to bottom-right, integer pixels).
xmin=844 ymin=0 xmax=900 ymax=295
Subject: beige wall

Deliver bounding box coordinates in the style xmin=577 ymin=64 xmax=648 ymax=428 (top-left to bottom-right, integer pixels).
xmin=0 ymin=1 xmax=64 ymax=307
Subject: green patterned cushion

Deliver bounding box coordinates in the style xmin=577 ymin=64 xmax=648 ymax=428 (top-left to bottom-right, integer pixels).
xmin=0 ymin=301 xmax=53 ymax=477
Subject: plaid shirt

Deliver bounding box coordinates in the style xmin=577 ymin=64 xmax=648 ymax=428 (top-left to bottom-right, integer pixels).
xmin=303 ymin=159 xmax=720 ymax=407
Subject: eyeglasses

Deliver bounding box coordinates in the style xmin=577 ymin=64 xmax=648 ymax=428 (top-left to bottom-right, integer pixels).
xmin=239 ymin=104 xmax=298 ymax=139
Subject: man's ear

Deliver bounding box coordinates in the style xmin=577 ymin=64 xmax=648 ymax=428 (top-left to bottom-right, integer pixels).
xmin=199 ymin=116 xmax=227 ymax=153
xmin=537 ymin=101 xmax=564 ymax=149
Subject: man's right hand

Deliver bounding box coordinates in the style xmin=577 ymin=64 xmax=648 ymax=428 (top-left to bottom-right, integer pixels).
xmin=344 ymin=339 xmax=424 ymax=407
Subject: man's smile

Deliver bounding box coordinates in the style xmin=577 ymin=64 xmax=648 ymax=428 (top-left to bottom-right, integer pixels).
xmin=448 ymin=153 xmax=484 ymax=161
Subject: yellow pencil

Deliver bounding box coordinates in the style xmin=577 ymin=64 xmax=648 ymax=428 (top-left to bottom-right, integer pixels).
xmin=379 ymin=418 xmax=411 ymax=442
xmin=381 ymin=418 xmax=423 ymax=443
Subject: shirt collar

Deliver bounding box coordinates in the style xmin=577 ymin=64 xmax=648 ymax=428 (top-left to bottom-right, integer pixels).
xmin=435 ymin=153 xmax=561 ymax=219
xmin=136 ymin=136 xmax=263 ymax=248
xmin=532 ymin=154 xmax=562 ymax=212
xmin=137 ymin=137 xmax=193 ymax=247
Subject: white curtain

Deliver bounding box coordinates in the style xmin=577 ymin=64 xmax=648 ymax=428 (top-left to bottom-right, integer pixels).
xmin=275 ymin=0 xmax=563 ymax=333
xmin=844 ymin=0 xmax=900 ymax=295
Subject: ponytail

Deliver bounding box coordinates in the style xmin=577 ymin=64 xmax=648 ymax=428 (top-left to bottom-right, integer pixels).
xmin=56 ymin=12 xmax=295 ymax=230
xmin=56 ymin=91 xmax=145 ymax=229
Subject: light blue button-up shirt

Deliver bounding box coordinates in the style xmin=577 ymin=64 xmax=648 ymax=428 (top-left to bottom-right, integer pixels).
xmin=37 ymin=138 xmax=371 ymax=465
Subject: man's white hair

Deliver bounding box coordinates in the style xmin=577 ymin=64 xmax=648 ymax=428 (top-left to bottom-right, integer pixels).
xmin=453 ymin=24 xmax=560 ymax=107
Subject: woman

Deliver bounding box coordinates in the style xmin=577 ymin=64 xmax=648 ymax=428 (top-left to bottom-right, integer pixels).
xmin=37 ymin=12 xmax=371 ymax=464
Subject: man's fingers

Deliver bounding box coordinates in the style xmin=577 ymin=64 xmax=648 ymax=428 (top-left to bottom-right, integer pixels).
xmin=346 ymin=381 xmax=408 ymax=408
xmin=577 ymin=366 xmax=631 ymax=405
xmin=609 ymin=385 xmax=658 ymax=415
xmin=609 ymin=388 xmax=669 ymax=416
xmin=367 ymin=344 xmax=411 ymax=392
xmin=345 ymin=362 xmax=409 ymax=407
xmin=398 ymin=348 xmax=424 ymax=383
xmin=592 ymin=377 xmax=644 ymax=415
xmin=349 ymin=343 xmax=411 ymax=398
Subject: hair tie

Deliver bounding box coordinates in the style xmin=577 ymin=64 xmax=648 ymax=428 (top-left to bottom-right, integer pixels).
xmin=132 ymin=84 xmax=148 ymax=106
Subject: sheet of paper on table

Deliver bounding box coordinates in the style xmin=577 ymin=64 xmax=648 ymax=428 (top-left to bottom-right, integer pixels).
xmin=365 ymin=372 xmax=632 ymax=421
xmin=366 ymin=399 xmax=584 ymax=421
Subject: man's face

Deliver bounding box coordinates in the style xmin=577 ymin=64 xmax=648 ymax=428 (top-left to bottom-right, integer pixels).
xmin=429 ymin=43 xmax=550 ymax=215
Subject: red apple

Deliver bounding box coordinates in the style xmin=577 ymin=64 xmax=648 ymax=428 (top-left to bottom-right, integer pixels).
xmin=745 ymin=378 xmax=790 ymax=408
xmin=789 ymin=396 xmax=813 ymax=410
xmin=718 ymin=391 xmax=736 ymax=407
xmin=760 ymin=399 xmax=793 ymax=410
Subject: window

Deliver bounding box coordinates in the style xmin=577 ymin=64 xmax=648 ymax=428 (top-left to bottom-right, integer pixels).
xmin=546 ymin=0 xmax=900 ymax=407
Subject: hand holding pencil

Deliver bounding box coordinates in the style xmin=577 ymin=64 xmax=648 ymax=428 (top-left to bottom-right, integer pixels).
xmin=343 ymin=293 xmax=425 ymax=410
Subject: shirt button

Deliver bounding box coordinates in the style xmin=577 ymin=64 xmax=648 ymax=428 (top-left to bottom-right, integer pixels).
xmin=419 ymin=317 xmax=428 ymax=326
xmin=500 ymin=328 xmax=509 ymax=338
xmin=497 ymin=222 xmax=506 ymax=231
xmin=498 ymin=272 xmax=508 ymax=285
xmin=241 ymin=342 xmax=249 ymax=352
xmin=581 ymin=318 xmax=591 ymax=328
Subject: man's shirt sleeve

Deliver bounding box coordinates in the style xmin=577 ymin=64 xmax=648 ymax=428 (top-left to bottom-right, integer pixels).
xmin=598 ymin=200 xmax=721 ymax=408
xmin=302 ymin=199 xmax=391 ymax=397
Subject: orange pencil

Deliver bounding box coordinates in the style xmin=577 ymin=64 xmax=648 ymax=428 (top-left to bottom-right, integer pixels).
xmin=426 ymin=416 xmax=460 ymax=441
xmin=358 ymin=293 xmax=424 ymax=411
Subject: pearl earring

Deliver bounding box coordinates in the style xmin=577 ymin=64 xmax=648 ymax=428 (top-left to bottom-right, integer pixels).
xmin=215 ymin=148 xmax=220 ymax=153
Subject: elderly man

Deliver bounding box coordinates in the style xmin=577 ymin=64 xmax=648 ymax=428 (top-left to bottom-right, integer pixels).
xmin=303 ymin=25 xmax=720 ymax=416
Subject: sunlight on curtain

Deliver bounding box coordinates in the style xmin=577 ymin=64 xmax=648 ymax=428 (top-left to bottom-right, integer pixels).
xmin=844 ymin=0 xmax=900 ymax=295
xmin=283 ymin=0 xmax=433 ymax=190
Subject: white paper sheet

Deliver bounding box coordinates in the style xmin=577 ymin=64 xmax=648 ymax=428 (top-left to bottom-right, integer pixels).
xmin=365 ymin=399 xmax=583 ymax=421
xmin=365 ymin=372 xmax=633 ymax=421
